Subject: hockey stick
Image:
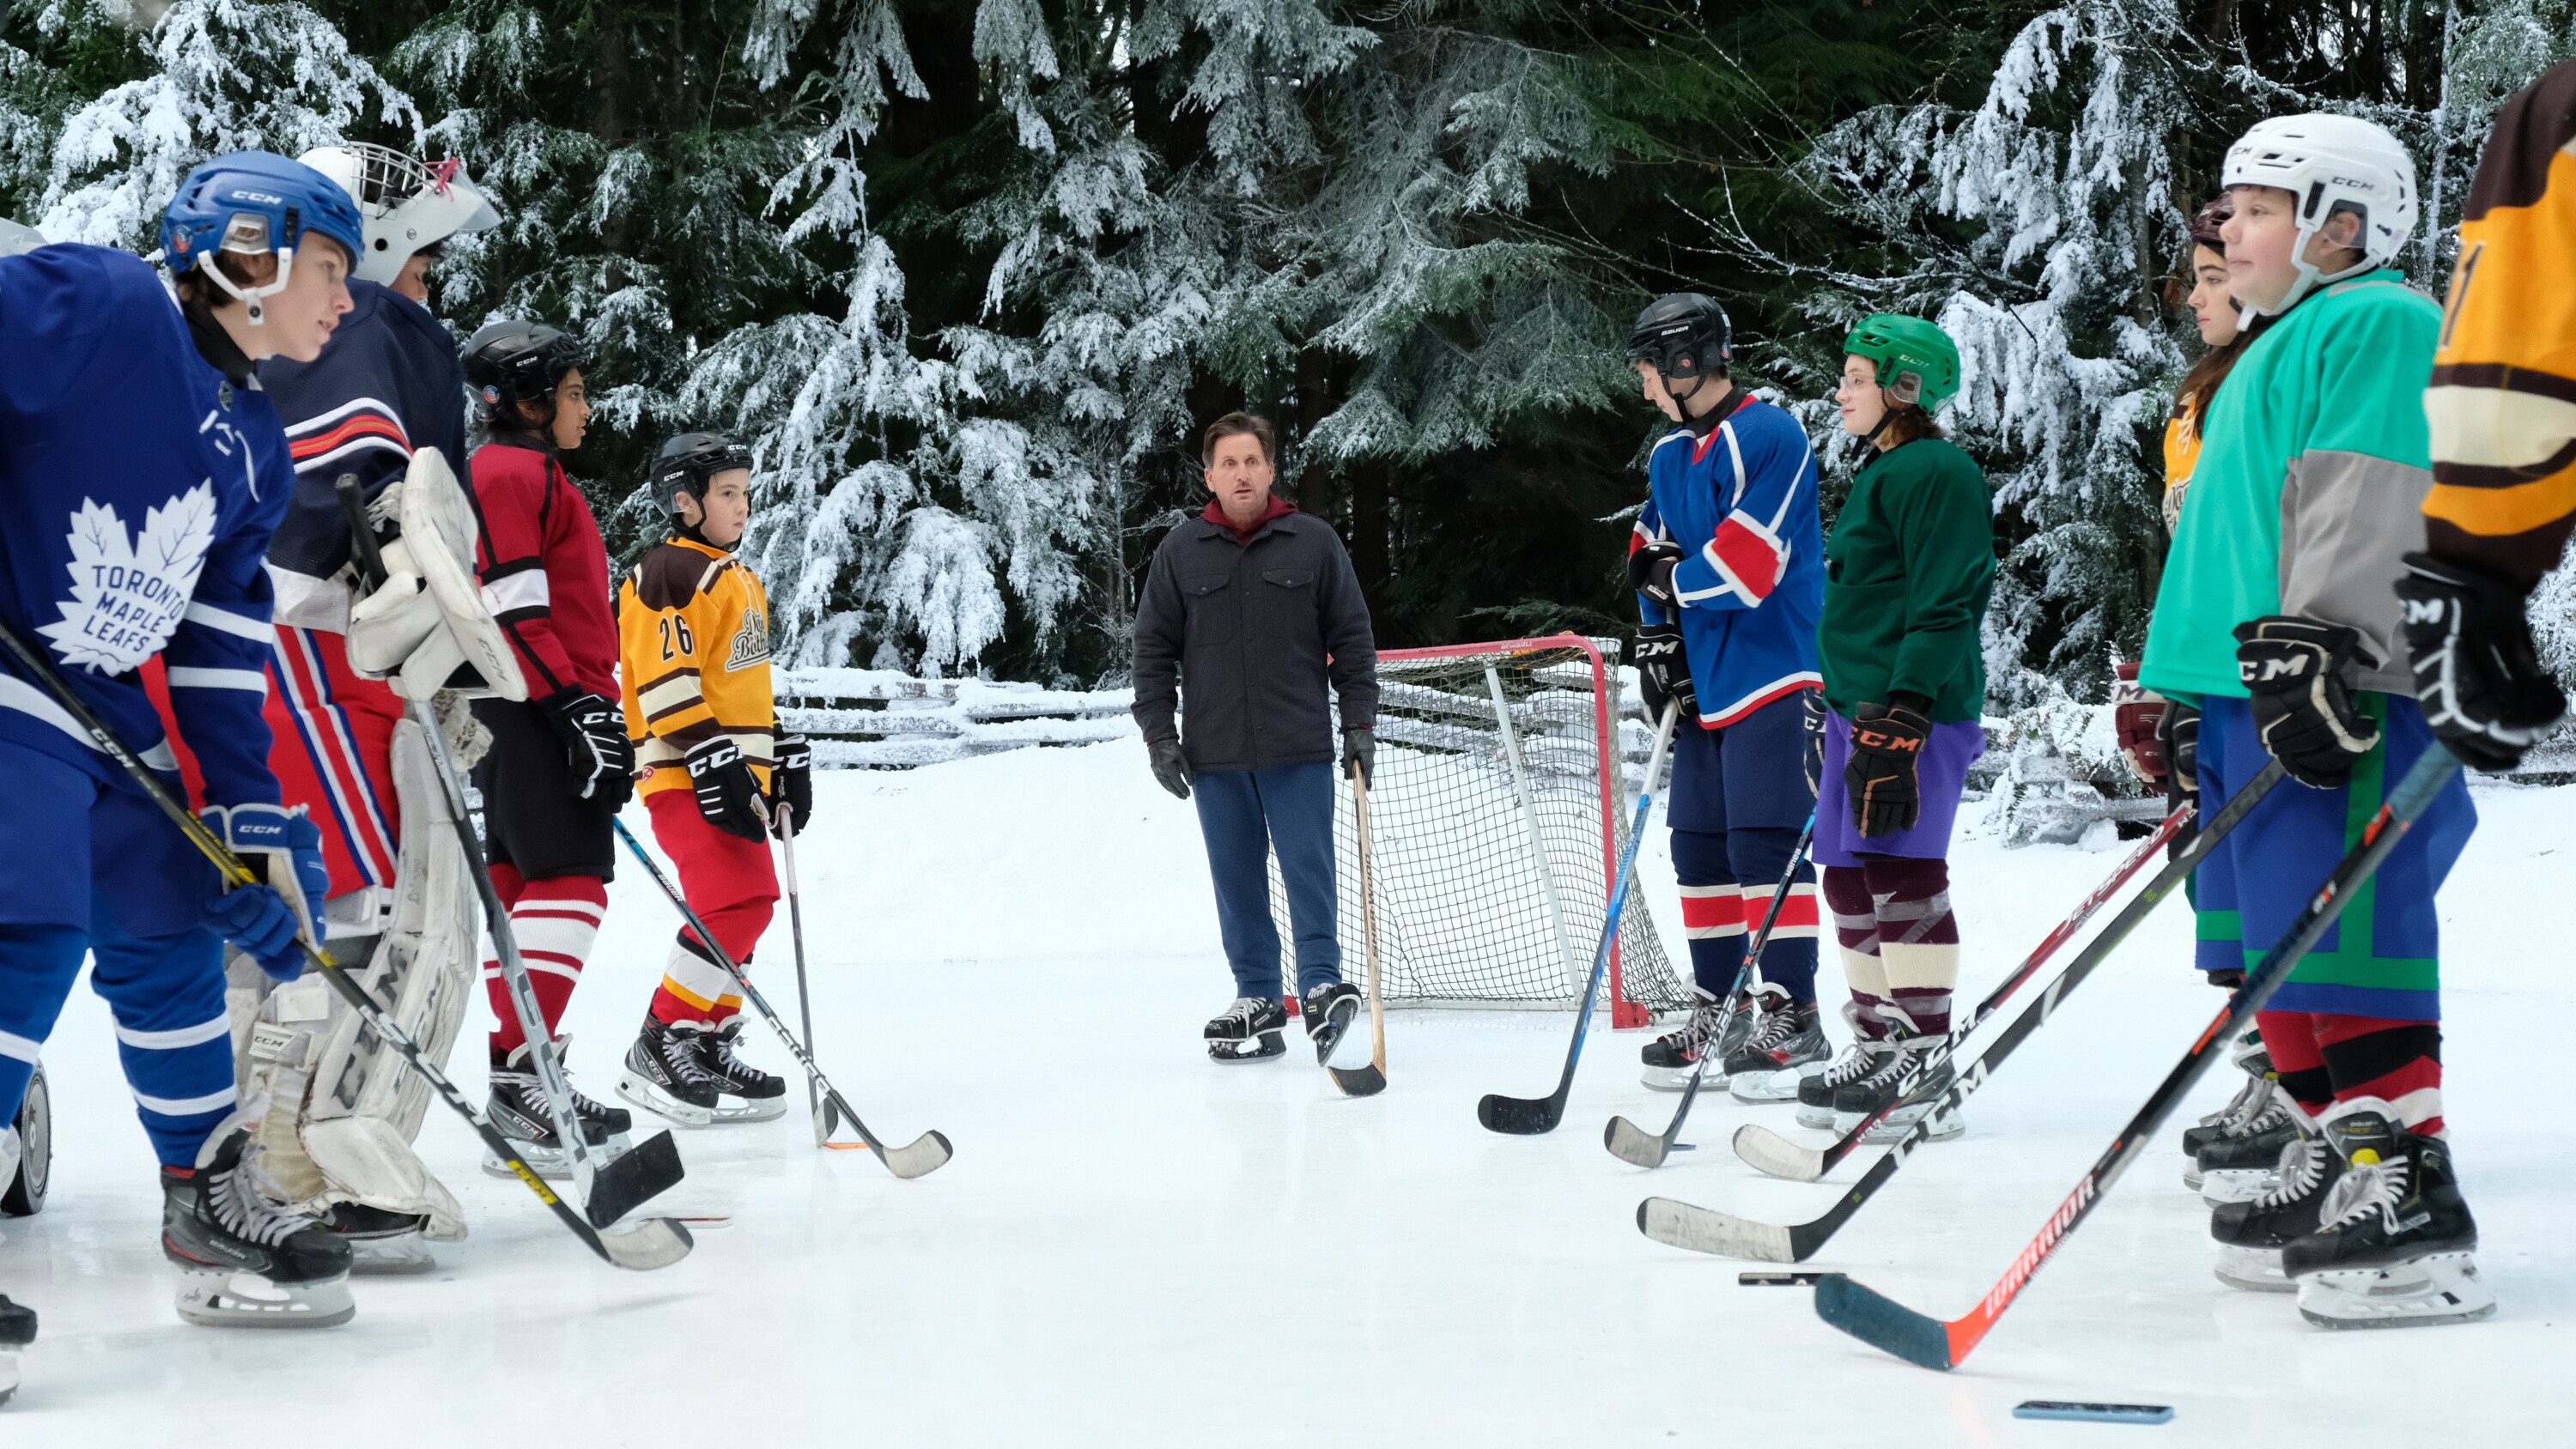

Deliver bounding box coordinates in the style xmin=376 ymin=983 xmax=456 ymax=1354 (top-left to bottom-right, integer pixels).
xmin=0 ymin=609 xmax=691 ymax=1271
xmin=1641 ymin=761 xmax=2286 ymax=1261
xmin=1734 ymin=797 xmax=2197 ymax=1184
xmin=336 ymin=475 xmax=689 ymax=1228
xmin=1602 ymin=811 xmax=1814 ymax=1168
xmin=1478 ymin=698 xmax=1682 ymax=1135
xmin=613 ymin=818 xmax=953 ymax=1179
xmin=775 ymin=813 xmax=848 ymax=1145
xmin=1328 ymin=766 xmax=1388 ymax=1098
xmin=1814 ymin=744 xmax=2462 ymax=1370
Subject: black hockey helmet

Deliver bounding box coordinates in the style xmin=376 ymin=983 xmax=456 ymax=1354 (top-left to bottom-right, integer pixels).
xmin=651 ymin=431 xmax=754 ymax=521
xmin=462 ymin=319 xmax=586 ymax=424
xmin=1626 ymin=293 xmax=1731 ymax=390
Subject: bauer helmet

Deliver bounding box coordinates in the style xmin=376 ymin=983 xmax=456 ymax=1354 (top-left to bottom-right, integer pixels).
xmin=160 ymin=151 xmax=365 ymax=326
xmin=462 ymin=319 xmax=586 ymax=424
xmin=299 ymin=143 xmax=500 ymax=288
xmin=650 ymin=431 xmax=754 ymax=522
xmin=1842 ymin=313 xmax=1960 ymax=410
xmin=1627 ymin=293 xmax=1731 ymax=399
xmin=2221 ymin=112 xmax=2418 ymax=315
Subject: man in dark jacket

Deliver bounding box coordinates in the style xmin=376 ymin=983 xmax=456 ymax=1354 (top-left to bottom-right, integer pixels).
xmin=1133 ymin=413 xmax=1379 ymax=1066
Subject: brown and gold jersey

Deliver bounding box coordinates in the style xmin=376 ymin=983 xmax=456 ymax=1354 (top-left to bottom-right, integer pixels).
xmin=616 ymin=536 xmax=775 ymax=801
xmin=2424 ymin=59 xmax=2576 ymax=585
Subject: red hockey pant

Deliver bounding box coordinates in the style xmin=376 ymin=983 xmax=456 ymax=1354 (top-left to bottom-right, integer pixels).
xmin=644 ymin=790 xmax=779 ymax=1028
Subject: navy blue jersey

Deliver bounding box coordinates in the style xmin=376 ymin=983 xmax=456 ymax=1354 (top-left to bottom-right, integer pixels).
xmin=0 ymin=244 xmax=291 ymax=807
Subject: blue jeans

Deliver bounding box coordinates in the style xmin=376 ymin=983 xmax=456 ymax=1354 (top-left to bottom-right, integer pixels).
xmin=1192 ymin=761 xmax=1341 ymax=999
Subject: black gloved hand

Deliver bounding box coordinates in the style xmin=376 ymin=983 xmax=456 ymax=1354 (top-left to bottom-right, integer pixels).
xmin=1148 ymin=737 xmax=1193 ymax=800
xmin=1633 ymin=621 xmax=1697 ymax=723
xmin=1342 ymin=727 xmax=1376 ymax=788
xmin=1801 ymin=688 xmax=1827 ymax=797
xmin=539 ymin=688 xmax=635 ymax=807
xmin=770 ymin=732 xmax=814 ymax=837
xmin=684 ymin=737 xmax=767 ymax=841
xmin=2395 ymin=551 xmax=2567 ymax=773
xmin=1844 ymin=699 xmax=1930 ymax=838
xmin=2233 ymin=615 xmax=2380 ymax=789
xmin=1627 ymin=541 xmax=1685 ymax=609
xmin=2157 ymin=700 xmax=2201 ymax=862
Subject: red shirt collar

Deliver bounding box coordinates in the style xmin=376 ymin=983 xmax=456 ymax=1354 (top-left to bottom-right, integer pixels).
xmin=1203 ymin=493 xmax=1297 ymax=540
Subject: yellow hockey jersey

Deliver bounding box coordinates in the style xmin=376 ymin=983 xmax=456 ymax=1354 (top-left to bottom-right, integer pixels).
xmin=2424 ymin=59 xmax=2576 ymax=585
xmin=617 ymin=536 xmax=775 ymax=802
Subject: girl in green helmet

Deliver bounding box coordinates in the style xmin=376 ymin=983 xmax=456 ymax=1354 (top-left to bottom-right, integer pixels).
xmin=1794 ymin=313 xmax=1996 ymax=1145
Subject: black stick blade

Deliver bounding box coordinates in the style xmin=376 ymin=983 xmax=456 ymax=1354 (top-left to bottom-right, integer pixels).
xmin=1602 ymin=1113 xmax=1672 ymax=1168
xmin=1329 ymin=1063 xmax=1386 ymax=1097
xmin=1814 ymin=1274 xmax=1956 ymax=1370
xmin=1477 ymin=1091 xmax=1564 ymax=1135
xmin=584 ymin=1130 xmax=686 ymax=1228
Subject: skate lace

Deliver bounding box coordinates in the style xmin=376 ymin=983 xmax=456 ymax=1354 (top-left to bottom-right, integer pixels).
xmin=1817 ymin=1040 xmax=1876 ymax=1088
xmin=1745 ymin=1006 xmax=1801 ymax=1054
xmin=211 ymin=1155 xmax=312 ymax=1248
xmin=2250 ymin=1137 xmax=2328 ymax=1210
xmin=2196 ymin=1072 xmax=2267 ymax=1131
xmin=709 ymin=1032 xmax=766 ymax=1083
xmin=1658 ymin=995 xmax=1728 ymax=1053
xmin=1218 ymin=997 xmax=1271 ymax=1031
xmin=2218 ymin=1092 xmax=2292 ymax=1143
xmin=663 ymin=1029 xmax=726 ymax=1088
xmin=2316 ymin=1151 xmax=2409 ymax=1234
xmin=568 ymin=1081 xmax=620 ymax=1122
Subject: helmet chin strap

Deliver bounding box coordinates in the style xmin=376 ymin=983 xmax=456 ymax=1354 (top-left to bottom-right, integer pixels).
xmin=2257 ymin=220 xmax=2375 ymax=318
xmin=196 ymin=244 xmax=295 ymax=327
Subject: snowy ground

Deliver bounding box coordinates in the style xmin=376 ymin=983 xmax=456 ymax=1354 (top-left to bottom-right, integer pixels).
xmin=5 ymin=741 xmax=2569 ymax=1447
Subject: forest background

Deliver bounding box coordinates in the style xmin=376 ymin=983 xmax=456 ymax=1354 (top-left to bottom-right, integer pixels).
xmin=6 ymin=0 xmax=2575 ymax=712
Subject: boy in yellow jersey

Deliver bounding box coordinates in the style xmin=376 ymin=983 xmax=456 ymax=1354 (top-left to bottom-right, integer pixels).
xmin=611 ymin=432 xmax=816 ymax=1125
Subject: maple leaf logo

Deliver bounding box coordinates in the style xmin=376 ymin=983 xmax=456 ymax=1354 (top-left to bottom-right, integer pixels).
xmin=38 ymin=485 xmax=220 ymax=673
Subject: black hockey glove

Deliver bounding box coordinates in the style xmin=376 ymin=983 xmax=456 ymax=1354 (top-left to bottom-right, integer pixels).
xmin=2233 ymin=615 xmax=2380 ymax=789
xmin=770 ymin=732 xmax=815 ymax=837
xmin=2395 ymin=552 xmax=2567 ymax=773
xmin=1627 ymin=540 xmax=1685 ymax=609
xmin=1148 ymin=737 xmax=1193 ymax=801
xmin=1633 ymin=621 xmax=1698 ymax=723
xmin=2158 ymin=701 xmax=2201 ymax=862
xmin=1342 ymin=727 xmax=1376 ymax=788
xmin=1844 ymin=698 xmax=1930 ymax=838
xmin=684 ymin=737 xmax=767 ymax=842
xmin=539 ymin=688 xmax=635 ymax=808
xmin=1801 ymin=688 xmax=1828 ymax=797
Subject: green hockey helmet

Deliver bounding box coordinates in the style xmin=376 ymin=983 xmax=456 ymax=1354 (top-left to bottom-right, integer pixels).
xmin=1841 ymin=313 xmax=1961 ymax=411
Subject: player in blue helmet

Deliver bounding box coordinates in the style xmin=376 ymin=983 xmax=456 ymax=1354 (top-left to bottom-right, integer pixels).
xmin=0 ymin=150 xmax=362 ymax=1346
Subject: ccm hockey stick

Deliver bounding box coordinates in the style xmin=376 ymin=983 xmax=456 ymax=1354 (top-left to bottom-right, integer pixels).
xmin=1603 ymin=811 xmax=1814 ymax=1168
xmin=1328 ymin=766 xmax=1388 ymax=1098
xmin=1641 ymin=761 xmax=2284 ymax=1261
xmin=775 ymin=813 xmax=849 ymax=1144
xmin=335 ymin=476 xmax=688 ymax=1228
xmin=614 ymin=818 xmax=953 ymax=1179
xmin=1815 ymin=744 xmax=2464 ymax=1370
xmin=1478 ymin=699 xmax=1681 ymax=1135
xmin=0 ymin=609 xmax=691 ymax=1271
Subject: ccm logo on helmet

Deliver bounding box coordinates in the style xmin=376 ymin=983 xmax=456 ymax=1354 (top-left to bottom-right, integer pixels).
xmin=225 ymin=188 xmax=285 ymax=205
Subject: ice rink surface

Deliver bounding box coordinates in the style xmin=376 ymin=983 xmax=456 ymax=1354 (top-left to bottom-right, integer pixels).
xmin=4 ymin=742 xmax=2569 ymax=1448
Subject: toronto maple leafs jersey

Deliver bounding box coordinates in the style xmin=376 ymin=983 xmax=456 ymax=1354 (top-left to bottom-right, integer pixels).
xmin=0 ymin=243 xmax=289 ymax=807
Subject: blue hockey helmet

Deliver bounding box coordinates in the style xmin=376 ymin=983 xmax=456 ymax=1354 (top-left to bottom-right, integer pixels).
xmin=161 ymin=151 xmax=366 ymax=324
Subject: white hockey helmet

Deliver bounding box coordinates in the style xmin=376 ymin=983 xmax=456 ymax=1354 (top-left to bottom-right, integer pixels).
xmin=2221 ymin=112 xmax=2419 ymax=315
xmin=298 ymin=143 xmax=501 ymax=288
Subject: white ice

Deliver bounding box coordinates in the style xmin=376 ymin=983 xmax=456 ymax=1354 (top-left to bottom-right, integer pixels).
xmin=3 ymin=742 xmax=2569 ymax=1447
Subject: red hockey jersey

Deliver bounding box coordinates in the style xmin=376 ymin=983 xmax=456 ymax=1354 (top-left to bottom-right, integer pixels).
xmin=469 ymin=435 xmax=617 ymax=698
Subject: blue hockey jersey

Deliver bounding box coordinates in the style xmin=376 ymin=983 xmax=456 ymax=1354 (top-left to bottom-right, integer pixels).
xmin=0 ymin=244 xmax=291 ymax=807
xmin=1632 ymin=393 xmax=1825 ymax=726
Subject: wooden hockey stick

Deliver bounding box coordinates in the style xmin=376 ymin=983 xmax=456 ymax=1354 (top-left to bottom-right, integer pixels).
xmin=1328 ymin=766 xmax=1388 ymax=1098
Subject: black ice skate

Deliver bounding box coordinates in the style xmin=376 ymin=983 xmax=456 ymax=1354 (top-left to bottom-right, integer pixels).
xmin=2195 ymin=1087 xmax=2301 ymax=1204
xmin=1725 ymin=991 xmax=1830 ymax=1104
xmin=0 ymin=1294 xmax=31 ymax=1407
xmin=2181 ymin=1029 xmax=2274 ymax=1183
xmin=483 ymin=1038 xmax=635 ymax=1179
xmin=1303 ymin=981 xmax=1366 ymax=1068
xmin=618 ymin=1016 xmax=730 ymax=1126
xmin=1205 ymin=997 xmax=1288 ymax=1064
xmin=324 ymin=1202 xmax=435 ymax=1276
xmin=696 ymin=1018 xmax=791 ymax=1123
xmin=2284 ymin=1104 xmax=2494 ymax=1330
xmin=1639 ymin=987 xmax=1754 ymax=1092
xmin=2208 ymin=1131 xmax=2342 ymax=1292
xmin=1834 ymin=1014 xmax=1962 ymax=1143
xmin=1796 ymin=1004 xmax=1891 ymax=1129
xmin=161 ymin=1127 xmax=354 ymax=1330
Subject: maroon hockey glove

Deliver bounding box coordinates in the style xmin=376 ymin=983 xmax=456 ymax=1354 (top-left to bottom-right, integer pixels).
xmin=2111 ymin=661 xmax=2169 ymax=786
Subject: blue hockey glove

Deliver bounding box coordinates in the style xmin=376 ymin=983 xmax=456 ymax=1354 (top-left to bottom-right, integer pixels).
xmin=205 ymin=884 xmax=307 ymax=982
xmin=200 ymin=803 xmax=328 ymax=979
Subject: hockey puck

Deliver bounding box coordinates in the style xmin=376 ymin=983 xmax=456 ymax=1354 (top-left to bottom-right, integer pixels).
xmin=2013 ymin=1401 xmax=2173 ymax=1425
xmin=1738 ymin=1270 xmax=1826 ymax=1288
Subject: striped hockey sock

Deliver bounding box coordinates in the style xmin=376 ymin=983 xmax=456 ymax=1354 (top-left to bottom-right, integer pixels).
xmin=485 ymin=873 xmax=606 ymax=1057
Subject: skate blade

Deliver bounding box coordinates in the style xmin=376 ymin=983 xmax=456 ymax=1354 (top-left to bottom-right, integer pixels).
xmin=1861 ymin=1108 xmax=1962 ymax=1145
xmin=2183 ymin=1166 xmax=2206 ymax=1191
xmin=1311 ymin=999 xmax=1366 ymax=1068
xmin=2212 ymin=1245 xmax=2293 ymax=1293
xmin=173 ymin=1268 xmax=355 ymax=1330
xmin=482 ymin=1131 xmax=633 ymax=1182
xmin=2297 ymin=1257 xmax=2495 ymax=1329
xmin=1794 ymin=1106 xmax=1837 ymax=1130
xmin=2197 ymin=1169 xmax=2279 ymax=1207
xmin=347 ymin=1242 xmax=438 ymax=1276
xmin=1728 ymin=1067 xmax=1815 ymax=1105
xmin=702 ymin=1097 xmax=789 ymax=1125
xmin=1209 ymin=1033 xmax=1286 ymax=1065
xmin=1641 ymin=1065 xmax=1714 ymax=1094
xmin=617 ymin=1073 xmax=718 ymax=1128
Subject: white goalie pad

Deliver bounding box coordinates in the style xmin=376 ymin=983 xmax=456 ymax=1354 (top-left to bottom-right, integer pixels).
xmin=238 ymin=719 xmax=478 ymax=1239
xmin=347 ymin=447 xmax=527 ymax=703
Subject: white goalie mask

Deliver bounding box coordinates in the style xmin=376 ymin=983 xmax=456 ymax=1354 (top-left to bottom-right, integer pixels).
xmin=298 ymin=143 xmax=501 ymax=288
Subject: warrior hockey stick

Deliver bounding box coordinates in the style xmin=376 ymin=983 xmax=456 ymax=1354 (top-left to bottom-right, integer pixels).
xmin=1478 ymin=699 xmax=1682 ymax=1135
xmin=1814 ymin=744 xmax=2463 ymax=1370
xmin=1602 ymin=811 xmax=1814 ymax=1168
xmin=1329 ymin=767 xmax=1388 ymax=1098
xmin=614 ymin=818 xmax=953 ymax=1179
xmin=0 ymin=610 xmax=691 ymax=1272
xmin=775 ymin=814 xmax=848 ymax=1145
xmin=337 ymin=475 xmax=689 ymax=1228
xmin=1641 ymin=761 xmax=2284 ymax=1261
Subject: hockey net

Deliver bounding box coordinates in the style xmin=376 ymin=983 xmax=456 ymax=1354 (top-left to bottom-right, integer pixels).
xmin=1268 ymin=635 xmax=1689 ymax=1026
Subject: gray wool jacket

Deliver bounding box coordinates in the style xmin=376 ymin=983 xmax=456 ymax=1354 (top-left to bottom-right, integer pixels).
xmin=1131 ymin=505 xmax=1379 ymax=773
